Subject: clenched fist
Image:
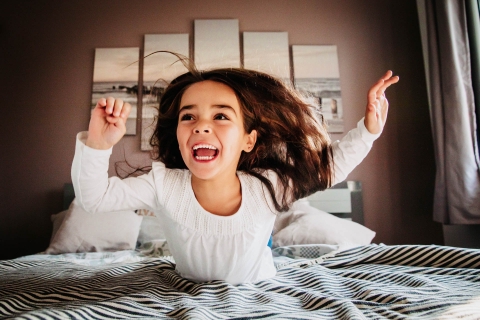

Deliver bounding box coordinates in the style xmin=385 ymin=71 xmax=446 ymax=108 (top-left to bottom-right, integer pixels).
xmin=86 ymin=97 xmax=131 ymax=150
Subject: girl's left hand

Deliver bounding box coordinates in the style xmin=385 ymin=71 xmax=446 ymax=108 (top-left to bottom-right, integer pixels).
xmin=364 ymin=70 xmax=399 ymax=134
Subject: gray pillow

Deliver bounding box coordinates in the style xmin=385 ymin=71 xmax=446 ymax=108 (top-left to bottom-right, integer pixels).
xmin=50 ymin=210 xmax=68 ymax=242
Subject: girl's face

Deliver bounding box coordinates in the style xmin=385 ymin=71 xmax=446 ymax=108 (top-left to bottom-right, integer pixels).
xmin=176 ymin=80 xmax=257 ymax=182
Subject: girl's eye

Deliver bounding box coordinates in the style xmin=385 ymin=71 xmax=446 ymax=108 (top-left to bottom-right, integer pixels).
xmin=180 ymin=114 xmax=194 ymax=121
xmin=214 ymin=113 xmax=228 ymax=120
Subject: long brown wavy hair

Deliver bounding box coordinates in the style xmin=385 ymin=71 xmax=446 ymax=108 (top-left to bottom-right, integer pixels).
xmin=150 ymin=62 xmax=334 ymax=212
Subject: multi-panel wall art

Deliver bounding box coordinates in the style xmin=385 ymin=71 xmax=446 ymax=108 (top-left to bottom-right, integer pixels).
xmin=243 ymin=32 xmax=290 ymax=85
xmin=194 ymin=19 xmax=240 ymax=70
xmin=90 ymin=19 xmax=344 ymax=148
xmin=141 ymin=34 xmax=189 ymax=150
xmin=292 ymin=45 xmax=344 ymax=132
xmin=91 ymin=48 xmax=139 ymax=135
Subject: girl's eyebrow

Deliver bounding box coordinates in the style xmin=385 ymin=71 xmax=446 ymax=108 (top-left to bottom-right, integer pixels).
xmin=179 ymin=104 xmax=237 ymax=115
xmin=213 ymin=104 xmax=237 ymax=115
xmin=179 ymin=105 xmax=194 ymax=111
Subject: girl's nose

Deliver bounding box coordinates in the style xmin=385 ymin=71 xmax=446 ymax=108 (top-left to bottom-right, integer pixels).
xmin=194 ymin=128 xmax=210 ymax=133
xmin=193 ymin=123 xmax=211 ymax=134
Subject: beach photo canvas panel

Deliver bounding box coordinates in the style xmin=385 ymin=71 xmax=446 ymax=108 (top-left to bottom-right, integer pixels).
xmin=91 ymin=47 xmax=140 ymax=135
xmin=292 ymin=45 xmax=344 ymax=133
xmin=142 ymin=34 xmax=189 ymax=151
xmin=243 ymin=32 xmax=290 ymax=85
xmin=194 ymin=19 xmax=240 ymax=70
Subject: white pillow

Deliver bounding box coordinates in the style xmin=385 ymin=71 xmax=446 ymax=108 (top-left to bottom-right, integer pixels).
xmin=46 ymin=199 xmax=143 ymax=254
xmin=137 ymin=215 xmax=167 ymax=245
xmin=273 ymin=200 xmax=375 ymax=250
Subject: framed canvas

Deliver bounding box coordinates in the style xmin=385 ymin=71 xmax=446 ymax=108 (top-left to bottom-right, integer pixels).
xmin=194 ymin=19 xmax=240 ymax=70
xmin=91 ymin=47 xmax=140 ymax=135
xmin=292 ymin=45 xmax=344 ymax=133
xmin=243 ymin=32 xmax=290 ymax=84
xmin=141 ymin=34 xmax=189 ymax=151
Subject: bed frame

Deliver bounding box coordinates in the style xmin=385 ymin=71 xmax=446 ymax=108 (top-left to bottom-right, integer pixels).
xmin=307 ymin=181 xmax=364 ymax=224
xmin=63 ymin=183 xmax=75 ymax=211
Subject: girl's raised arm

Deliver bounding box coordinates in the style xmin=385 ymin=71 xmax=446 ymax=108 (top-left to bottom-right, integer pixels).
xmin=86 ymin=97 xmax=131 ymax=150
xmin=72 ymin=96 xmax=158 ymax=214
xmin=329 ymin=71 xmax=399 ymax=186
xmin=364 ymin=70 xmax=399 ymax=134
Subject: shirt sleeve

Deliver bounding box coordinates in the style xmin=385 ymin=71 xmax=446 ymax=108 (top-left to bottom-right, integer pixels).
xmin=71 ymin=131 xmax=162 ymax=213
xmin=331 ymin=117 xmax=381 ymax=185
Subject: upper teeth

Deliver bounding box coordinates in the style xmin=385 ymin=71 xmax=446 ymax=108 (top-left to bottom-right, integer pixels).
xmin=193 ymin=144 xmax=217 ymax=150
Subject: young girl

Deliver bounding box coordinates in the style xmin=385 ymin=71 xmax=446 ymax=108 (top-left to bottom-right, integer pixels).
xmin=72 ymin=67 xmax=398 ymax=285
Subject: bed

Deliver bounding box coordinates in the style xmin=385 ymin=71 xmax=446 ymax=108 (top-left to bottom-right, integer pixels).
xmin=1 ymin=183 xmax=480 ymax=319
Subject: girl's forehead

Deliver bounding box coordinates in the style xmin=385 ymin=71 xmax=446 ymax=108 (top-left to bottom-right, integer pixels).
xmin=180 ymin=80 xmax=240 ymax=107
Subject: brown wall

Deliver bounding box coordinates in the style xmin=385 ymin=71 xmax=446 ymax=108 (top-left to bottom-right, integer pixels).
xmin=0 ymin=0 xmax=443 ymax=259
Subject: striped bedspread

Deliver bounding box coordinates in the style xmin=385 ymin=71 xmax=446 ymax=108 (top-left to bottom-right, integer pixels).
xmin=1 ymin=244 xmax=480 ymax=319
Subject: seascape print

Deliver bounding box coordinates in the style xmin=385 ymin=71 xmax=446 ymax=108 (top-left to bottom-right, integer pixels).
xmin=243 ymin=32 xmax=291 ymax=86
xmin=142 ymin=34 xmax=189 ymax=151
xmin=91 ymin=48 xmax=139 ymax=135
xmin=194 ymin=19 xmax=240 ymax=70
xmin=292 ymin=45 xmax=344 ymax=133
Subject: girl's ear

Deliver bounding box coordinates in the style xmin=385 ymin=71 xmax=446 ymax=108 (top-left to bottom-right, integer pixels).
xmin=243 ymin=129 xmax=257 ymax=153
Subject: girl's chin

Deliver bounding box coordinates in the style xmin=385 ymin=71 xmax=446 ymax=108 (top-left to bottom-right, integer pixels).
xmin=190 ymin=170 xmax=221 ymax=182
xmin=187 ymin=162 xmax=219 ymax=179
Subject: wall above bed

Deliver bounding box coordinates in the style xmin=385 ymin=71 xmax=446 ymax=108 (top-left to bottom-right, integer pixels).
xmin=0 ymin=0 xmax=443 ymax=259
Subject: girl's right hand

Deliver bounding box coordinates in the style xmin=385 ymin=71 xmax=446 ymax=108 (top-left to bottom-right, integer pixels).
xmin=86 ymin=97 xmax=131 ymax=150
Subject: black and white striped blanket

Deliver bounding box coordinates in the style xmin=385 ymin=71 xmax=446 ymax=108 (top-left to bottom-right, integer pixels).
xmin=1 ymin=244 xmax=480 ymax=319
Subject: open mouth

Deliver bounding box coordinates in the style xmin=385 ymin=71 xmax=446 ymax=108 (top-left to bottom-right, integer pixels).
xmin=192 ymin=144 xmax=219 ymax=161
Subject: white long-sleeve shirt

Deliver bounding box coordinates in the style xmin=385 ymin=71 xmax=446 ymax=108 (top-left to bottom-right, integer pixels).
xmin=71 ymin=118 xmax=379 ymax=284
